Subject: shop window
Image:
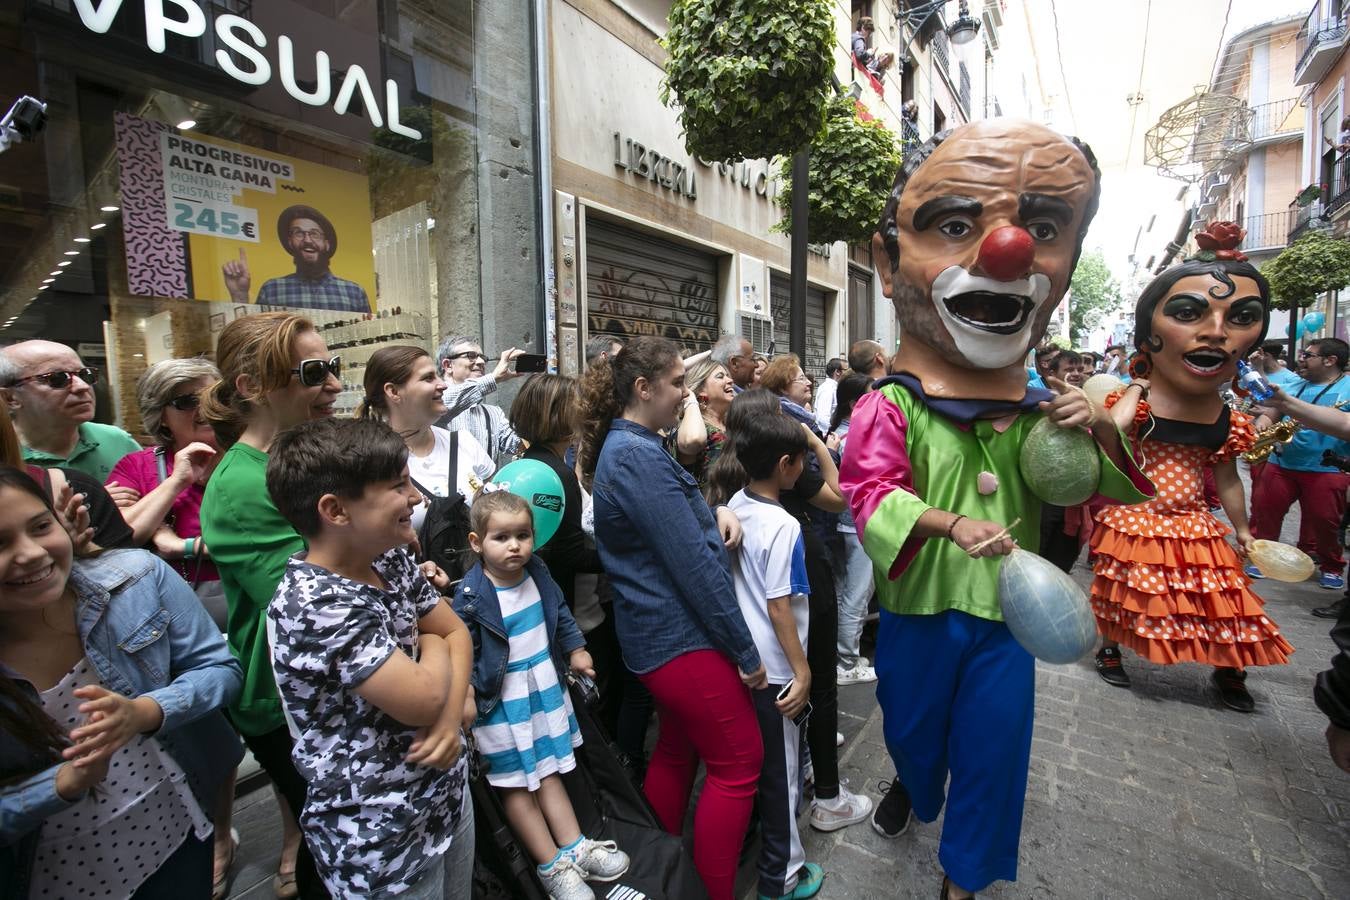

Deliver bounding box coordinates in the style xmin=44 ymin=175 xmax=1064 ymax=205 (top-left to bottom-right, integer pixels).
xmin=2 ymin=1 xmax=542 ymax=429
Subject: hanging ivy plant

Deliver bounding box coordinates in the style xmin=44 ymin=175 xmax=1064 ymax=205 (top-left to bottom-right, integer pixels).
xmin=1262 ymin=229 xmax=1350 ymax=310
xmin=661 ymin=0 xmax=835 ymax=162
xmin=773 ymin=95 xmax=903 ymax=246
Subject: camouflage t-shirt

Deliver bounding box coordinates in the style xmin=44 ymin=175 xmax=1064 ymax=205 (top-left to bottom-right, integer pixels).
xmin=269 ymin=547 xmax=468 ymax=896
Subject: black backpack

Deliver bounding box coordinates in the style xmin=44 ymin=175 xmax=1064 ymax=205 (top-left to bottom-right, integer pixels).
xmin=411 ymin=431 xmax=474 ymax=585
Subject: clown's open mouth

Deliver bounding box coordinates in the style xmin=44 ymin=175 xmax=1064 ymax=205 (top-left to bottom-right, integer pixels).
xmin=1181 ymin=349 xmax=1229 ymax=376
xmin=942 ymin=292 xmax=1035 ymax=335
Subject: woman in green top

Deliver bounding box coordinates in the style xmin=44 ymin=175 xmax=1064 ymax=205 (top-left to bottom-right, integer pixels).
xmin=199 ymin=312 xmax=341 ymax=900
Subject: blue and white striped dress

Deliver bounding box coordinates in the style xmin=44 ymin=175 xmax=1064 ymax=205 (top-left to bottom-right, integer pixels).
xmin=473 ymin=575 xmax=583 ymax=790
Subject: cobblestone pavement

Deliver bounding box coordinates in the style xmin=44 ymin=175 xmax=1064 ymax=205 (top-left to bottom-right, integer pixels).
xmin=797 ymin=560 xmax=1350 ymax=900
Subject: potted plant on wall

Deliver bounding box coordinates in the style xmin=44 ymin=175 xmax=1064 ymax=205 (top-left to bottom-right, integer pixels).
xmin=1296 ymin=183 xmax=1326 ymax=207
xmin=773 ymin=94 xmax=903 ymax=246
xmin=661 ymin=0 xmax=835 ymax=162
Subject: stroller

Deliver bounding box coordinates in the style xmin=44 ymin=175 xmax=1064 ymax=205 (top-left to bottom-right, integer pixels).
xmin=470 ymin=678 xmax=707 ymax=900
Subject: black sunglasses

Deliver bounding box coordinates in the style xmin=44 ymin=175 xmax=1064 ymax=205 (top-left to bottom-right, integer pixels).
xmin=291 ymin=356 xmax=342 ymax=387
xmin=167 ymin=392 xmax=202 ymax=412
xmin=10 ymin=367 xmax=99 ymax=390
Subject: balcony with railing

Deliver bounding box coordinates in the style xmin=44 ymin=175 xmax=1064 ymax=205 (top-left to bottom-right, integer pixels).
xmin=1250 ymin=98 xmax=1303 ymax=143
xmin=1242 ymin=210 xmax=1295 ymax=252
xmin=931 ymin=29 xmax=951 ymax=78
xmin=901 ymin=117 xmax=922 ymax=150
xmin=958 ymin=62 xmax=971 ymax=121
xmin=1290 ymin=198 xmax=1328 ymax=242
xmin=1295 ymin=2 xmax=1346 ymax=85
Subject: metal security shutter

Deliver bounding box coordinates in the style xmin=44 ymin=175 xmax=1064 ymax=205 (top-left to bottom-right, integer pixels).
xmin=739 ymin=314 xmax=774 ymax=355
xmin=585 ymin=218 xmax=720 ymax=357
xmin=769 ymin=272 xmax=828 ymax=381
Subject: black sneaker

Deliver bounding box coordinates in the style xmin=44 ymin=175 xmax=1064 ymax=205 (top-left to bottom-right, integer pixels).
xmin=1094 ymin=646 xmax=1131 ymax=688
xmin=871 ymin=777 xmax=912 ymax=839
xmin=1312 ymin=597 xmax=1349 ymax=619
xmin=1213 ymin=667 xmax=1255 ymax=713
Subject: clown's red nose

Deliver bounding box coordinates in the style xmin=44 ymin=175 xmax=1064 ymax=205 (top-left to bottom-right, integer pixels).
xmin=976 ymin=226 xmax=1035 ymax=281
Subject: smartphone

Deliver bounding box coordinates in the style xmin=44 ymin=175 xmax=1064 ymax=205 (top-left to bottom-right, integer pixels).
xmin=514 ymin=353 xmax=548 ymax=373
xmin=776 ymin=680 xmax=813 ymax=727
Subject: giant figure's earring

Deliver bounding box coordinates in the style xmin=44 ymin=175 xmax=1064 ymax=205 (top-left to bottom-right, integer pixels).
xmin=1127 ymin=353 xmax=1152 ymax=380
xmin=1231 ymin=374 xmax=1249 ymax=397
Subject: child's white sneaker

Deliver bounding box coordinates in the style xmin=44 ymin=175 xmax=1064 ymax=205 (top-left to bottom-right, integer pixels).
xmin=567 ymin=837 xmax=630 ymax=882
xmin=538 ymin=858 xmax=594 ymax=900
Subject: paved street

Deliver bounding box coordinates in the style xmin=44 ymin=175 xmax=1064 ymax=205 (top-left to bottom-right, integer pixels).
xmin=804 ymin=557 xmax=1350 ymax=900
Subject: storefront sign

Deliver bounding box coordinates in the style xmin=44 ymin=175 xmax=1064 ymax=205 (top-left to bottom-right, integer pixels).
xmin=613 ymin=133 xmax=697 ymax=200
xmin=71 ymin=0 xmax=422 ymax=139
xmin=116 ymin=112 xmax=377 ymax=311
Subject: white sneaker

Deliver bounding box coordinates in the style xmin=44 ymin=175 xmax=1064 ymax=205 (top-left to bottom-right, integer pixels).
xmin=837 ymin=664 xmax=878 ymax=685
xmin=538 ymin=858 xmax=594 ymax=900
xmin=836 ymin=731 xmax=845 ymax=748
xmin=809 ymin=782 xmax=874 ymax=832
xmin=566 ymin=838 xmax=630 ymax=882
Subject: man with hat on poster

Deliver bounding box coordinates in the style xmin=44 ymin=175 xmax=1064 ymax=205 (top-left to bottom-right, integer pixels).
xmin=838 ymin=120 xmax=1151 ymax=899
xmin=221 ymin=204 xmax=372 ymax=312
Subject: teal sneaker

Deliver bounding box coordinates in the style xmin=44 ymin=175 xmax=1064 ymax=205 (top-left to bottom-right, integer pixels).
xmin=758 ymin=862 xmax=825 ymax=900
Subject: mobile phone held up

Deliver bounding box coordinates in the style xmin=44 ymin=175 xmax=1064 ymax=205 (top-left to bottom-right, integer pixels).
xmin=514 ymin=353 xmax=548 ymax=373
xmin=776 ymin=680 xmax=813 ymax=728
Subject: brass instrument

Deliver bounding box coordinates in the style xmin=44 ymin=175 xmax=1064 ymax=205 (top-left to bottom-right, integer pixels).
xmin=1242 ymin=398 xmax=1350 ymax=463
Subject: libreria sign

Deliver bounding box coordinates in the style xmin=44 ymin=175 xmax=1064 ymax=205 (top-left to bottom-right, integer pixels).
xmin=69 ymin=0 xmax=424 ymax=140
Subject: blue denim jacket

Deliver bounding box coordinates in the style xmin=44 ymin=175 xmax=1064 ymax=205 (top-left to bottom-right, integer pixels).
xmin=1 ymin=550 xmax=243 ymax=899
xmin=591 ymin=419 xmax=760 ymax=676
xmin=453 ymin=556 xmax=586 ymax=719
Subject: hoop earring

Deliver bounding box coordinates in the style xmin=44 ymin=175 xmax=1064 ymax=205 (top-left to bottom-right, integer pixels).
xmin=1230 ymin=374 xmax=1249 ymax=397
xmin=1128 ymin=353 xmax=1152 ymax=380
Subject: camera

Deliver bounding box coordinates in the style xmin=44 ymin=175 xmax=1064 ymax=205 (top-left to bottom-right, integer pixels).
xmin=0 ymin=96 xmax=48 ymax=154
xmin=1321 ymin=450 xmax=1350 ymax=473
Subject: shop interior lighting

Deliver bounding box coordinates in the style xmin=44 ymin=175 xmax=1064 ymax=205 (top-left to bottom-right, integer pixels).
xmin=176 ymin=119 xmax=197 ymax=130
xmin=73 ymin=237 xmax=90 ymax=243
xmin=100 ymin=205 xmax=119 ymax=212
xmin=57 ymin=260 xmax=71 ymax=267
xmin=41 ymin=278 xmax=54 ymax=284
xmin=49 ymin=270 xmax=60 ymax=275
xmin=90 ymin=223 xmax=107 ymax=230
xmin=64 ymin=250 xmax=79 ymax=256
xmin=37 ymin=285 xmax=47 ymax=290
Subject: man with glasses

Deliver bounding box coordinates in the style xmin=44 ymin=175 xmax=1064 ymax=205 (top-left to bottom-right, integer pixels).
xmin=221 ymin=204 xmax=371 ymax=313
xmin=0 ymin=340 xmax=139 ymax=481
xmin=710 ymin=333 xmax=757 ymax=391
xmin=433 ymin=334 xmax=523 ymax=464
xmin=1250 ymin=338 xmax=1350 ymax=592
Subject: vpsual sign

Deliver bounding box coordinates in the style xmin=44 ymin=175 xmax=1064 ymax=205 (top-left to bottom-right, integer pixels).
xmin=69 ymin=0 xmax=423 ymax=140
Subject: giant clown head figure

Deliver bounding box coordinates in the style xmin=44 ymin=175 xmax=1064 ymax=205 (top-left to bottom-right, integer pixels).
xmin=872 ymin=119 xmax=1102 ymax=400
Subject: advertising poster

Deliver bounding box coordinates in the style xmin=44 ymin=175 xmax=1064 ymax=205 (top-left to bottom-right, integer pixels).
xmin=115 ymin=112 xmax=377 ymax=312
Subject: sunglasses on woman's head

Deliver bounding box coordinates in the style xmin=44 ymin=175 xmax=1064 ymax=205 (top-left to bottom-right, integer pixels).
xmin=291 ymin=356 xmax=342 ymax=387
xmin=167 ymin=392 xmax=201 ymax=412
xmin=9 ymin=367 xmax=99 ymax=390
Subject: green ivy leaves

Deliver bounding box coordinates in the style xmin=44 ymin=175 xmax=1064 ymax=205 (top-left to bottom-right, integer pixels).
xmin=774 ymin=95 xmax=903 ymax=246
xmin=661 ymin=0 xmax=835 ymax=162
xmin=1262 ymin=230 xmax=1350 ymax=310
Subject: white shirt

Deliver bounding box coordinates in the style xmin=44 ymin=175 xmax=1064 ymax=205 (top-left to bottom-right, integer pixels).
xmin=814 ymin=377 xmax=839 ymax=433
xmin=407 ymin=426 xmax=496 ymax=532
xmin=728 ymin=489 xmax=811 ymax=684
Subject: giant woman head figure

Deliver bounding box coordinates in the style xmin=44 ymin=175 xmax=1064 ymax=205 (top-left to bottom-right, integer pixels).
xmin=873 ymin=119 xmax=1101 ymax=400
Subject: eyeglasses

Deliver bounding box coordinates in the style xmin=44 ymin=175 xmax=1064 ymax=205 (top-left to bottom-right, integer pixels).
xmin=1300 ymin=351 xmax=1322 ymax=360
xmin=8 ymin=367 xmax=99 ymax=390
xmin=291 ymin=356 xmax=342 ymax=387
xmin=167 ymin=393 xmax=201 ymax=412
xmin=792 ymin=373 xmax=811 ymax=384
xmin=287 ymin=228 xmax=325 ymax=242
xmin=449 ymin=351 xmax=486 ymax=362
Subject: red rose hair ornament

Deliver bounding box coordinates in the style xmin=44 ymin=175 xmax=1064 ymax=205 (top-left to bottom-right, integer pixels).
xmin=1190 ymin=221 xmax=1248 ymax=262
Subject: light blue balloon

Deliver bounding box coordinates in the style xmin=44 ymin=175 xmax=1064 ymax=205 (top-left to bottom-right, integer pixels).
xmin=998 ymin=549 xmax=1096 ymax=664
xmin=1303 ymin=311 xmax=1326 ymax=332
xmin=493 ymin=459 xmax=565 ymax=548
xmin=1297 ymin=322 xmax=1308 ymax=339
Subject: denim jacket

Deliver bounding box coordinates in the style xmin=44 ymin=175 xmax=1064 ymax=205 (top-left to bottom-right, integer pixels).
xmin=1 ymin=550 xmax=243 ymax=899
xmin=453 ymin=556 xmax=586 ymax=719
xmin=591 ymin=419 xmax=760 ymax=676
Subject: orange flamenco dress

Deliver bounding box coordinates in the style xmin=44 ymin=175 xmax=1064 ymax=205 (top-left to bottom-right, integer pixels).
xmin=1088 ymin=394 xmax=1293 ymax=668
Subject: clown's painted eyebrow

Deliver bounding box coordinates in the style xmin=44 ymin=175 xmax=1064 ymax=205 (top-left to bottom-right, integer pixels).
xmin=913 ymin=196 xmax=982 ymax=231
xmin=1018 ymin=193 xmax=1073 ymax=225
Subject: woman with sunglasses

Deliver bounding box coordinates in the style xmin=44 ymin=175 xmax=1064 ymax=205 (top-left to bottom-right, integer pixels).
xmin=199 ymin=312 xmax=341 ymax=900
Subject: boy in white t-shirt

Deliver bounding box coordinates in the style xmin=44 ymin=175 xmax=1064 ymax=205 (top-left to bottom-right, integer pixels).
xmin=727 ymin=414 xmax=825 ymax=900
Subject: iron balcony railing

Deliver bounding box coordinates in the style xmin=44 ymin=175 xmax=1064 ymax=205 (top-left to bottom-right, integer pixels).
xmin=1241 ymin=210 xmax=1294 ymax=251
xmin=1296 ymin=3 xmax=1346 ymax=76
xmin=1250 ymin=98 xmax=1302 ymax=142
xmin=1327 ymin=154 xmax=1350 ymax=219
xmin=901 ymin=118 xmax=922 ymax=149
xmin=1290 ymin=198 xmax=1327 ymax=243
xmin=932 ymin=29 xmax=950 ymax=77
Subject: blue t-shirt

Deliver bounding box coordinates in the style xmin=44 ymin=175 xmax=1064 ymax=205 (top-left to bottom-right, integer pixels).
xmin=1269 ymin=367 xmax=1301 ymax=391
xmin=1026 ymin=369 xmax=1046 ymax=390
xmin=1274 ymin=375 xmax=1350 ymax=472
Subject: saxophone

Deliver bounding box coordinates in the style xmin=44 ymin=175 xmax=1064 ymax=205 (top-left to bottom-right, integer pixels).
xmin=1242 ymin=398 xmax=1350 ymax=463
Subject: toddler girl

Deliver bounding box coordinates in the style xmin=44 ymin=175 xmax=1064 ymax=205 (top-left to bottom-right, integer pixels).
xmin=453 ymin=490 xmax=629 ymax=900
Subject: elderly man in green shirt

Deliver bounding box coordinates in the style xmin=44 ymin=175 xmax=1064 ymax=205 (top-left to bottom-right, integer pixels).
xmin=0 ymin=340 xmax=139 ymax=483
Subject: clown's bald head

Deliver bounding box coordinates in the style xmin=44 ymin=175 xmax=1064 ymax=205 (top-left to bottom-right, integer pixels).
xmin=872 ymin=120 xmax=1100 ymax=379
